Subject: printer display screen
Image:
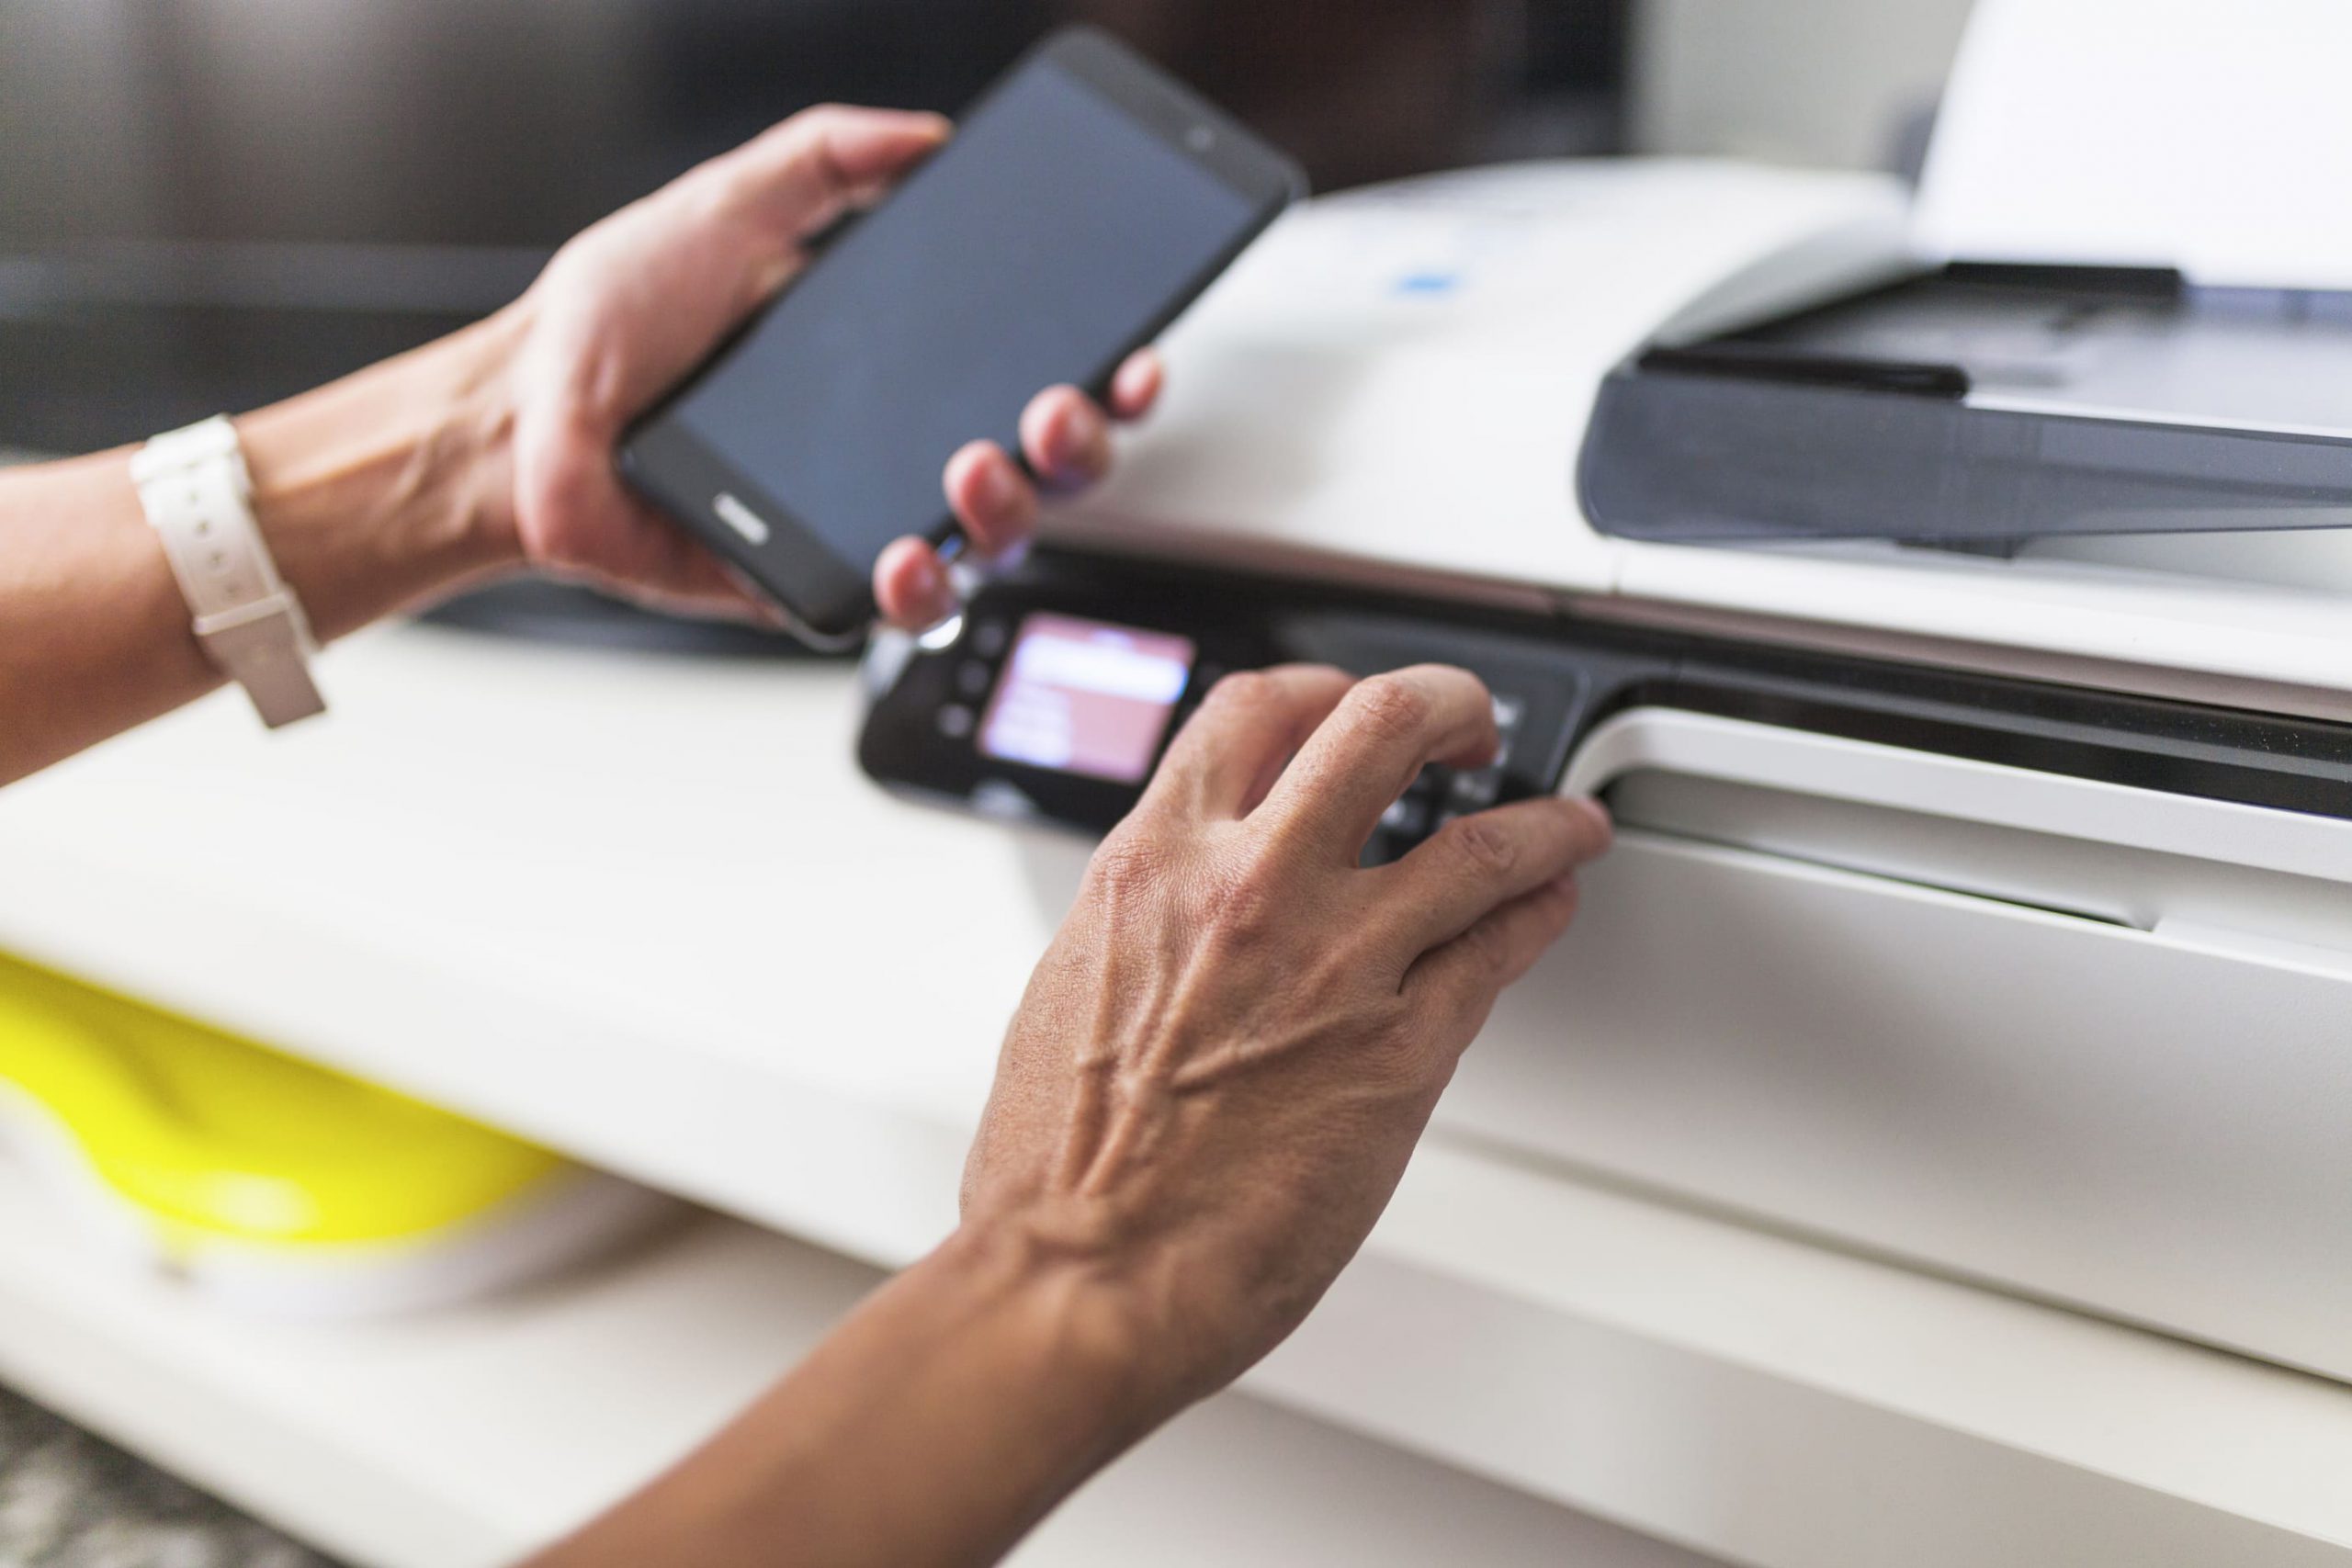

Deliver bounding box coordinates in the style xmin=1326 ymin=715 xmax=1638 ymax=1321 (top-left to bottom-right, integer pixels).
xmin=978 ymin=614 xmax=1195 ymax=785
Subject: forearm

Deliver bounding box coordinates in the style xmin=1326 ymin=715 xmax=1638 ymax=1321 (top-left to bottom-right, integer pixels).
xmin=0 ymin=308 xmax=529 ymax=784
xmin=529 ymin=1225 xmax=1175 ymax=1568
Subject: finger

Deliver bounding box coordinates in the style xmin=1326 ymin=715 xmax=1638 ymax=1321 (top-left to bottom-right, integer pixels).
xmin=1019 ymin=387 xmax=1112 ymax=491
xmin=538 ymin=497 xmax=786 ymax=626
xmin=1402 ymin=873 xmax=1584 ymax=1038
xmin=1372 ymin=797 xmax=1612 ymax=960
xmin=874 ymin=536 xmax=958 ymax=629
xmin=1144 ymin=665 xmax=1357 ymax=820
xmin=1109 ymin=349 xmax=1165 ymax=421
xmin=1258 ymin=666 xmax=1501 ymax=863
xmin=944 ymin=440 xmax=1039 ymax=558
xmin=670 ymin=566 xmax=794 ymax=629
xmin=718 ymin=106 xmax=951 ymax=242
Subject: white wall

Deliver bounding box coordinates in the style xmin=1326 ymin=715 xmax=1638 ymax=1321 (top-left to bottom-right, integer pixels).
xmin=1630 ymin=0 xmax=1977 ymax=170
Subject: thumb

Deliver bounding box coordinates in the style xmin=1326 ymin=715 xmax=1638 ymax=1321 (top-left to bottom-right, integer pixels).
xmin=720 ymin=105 xmax=952 ymax=243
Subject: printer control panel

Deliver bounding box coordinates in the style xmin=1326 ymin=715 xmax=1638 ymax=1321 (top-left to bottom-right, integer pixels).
xmin=858 ymin=550 xmax=2352 ymax=846
xmin=861 ymin=558 xmax=1604 ymax=863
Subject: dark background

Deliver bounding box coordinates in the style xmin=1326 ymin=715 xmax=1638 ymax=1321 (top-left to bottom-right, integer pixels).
xmin=0 ymin=0 xmax=1630 ymax=454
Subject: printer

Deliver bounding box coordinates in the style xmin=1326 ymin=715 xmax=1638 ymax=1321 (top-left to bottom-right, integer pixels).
xmin=860 ymin=0 xmax=2352 ymax=1386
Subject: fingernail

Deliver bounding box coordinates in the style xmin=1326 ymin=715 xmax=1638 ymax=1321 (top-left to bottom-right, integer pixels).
xmin=1050 ymin=412 xmax=1105 ymax=490
xmin=981 ymin=457 xmax=1022 ymax=514
xmin=1570 ymin=795 xmax=1614 ymax=850
xmin=906 ymin=550 xmax=942 ymax=603
xmin=1115 ymin=355 xmax=1157 ymax=408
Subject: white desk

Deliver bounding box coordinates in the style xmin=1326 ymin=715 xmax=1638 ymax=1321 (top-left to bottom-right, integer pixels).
xmin=0 ymin=1165 xmax=1705 ymax=1568
xmin=5 ymin=622 xmax=2351 ymax=1567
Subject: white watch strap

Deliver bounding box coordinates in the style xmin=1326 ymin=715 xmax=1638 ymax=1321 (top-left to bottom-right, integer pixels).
xmin=130 ymin=415 xmax=326 ymax=728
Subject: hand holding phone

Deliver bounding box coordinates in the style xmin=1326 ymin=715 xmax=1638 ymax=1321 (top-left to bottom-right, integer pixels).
xmin=616 ymin=28 xmax=1305 ymax=643
xmin=888 ymin=346 xmax=1167 ymax=628
xmin=500 ymin=100 xmax=1169 ymax=633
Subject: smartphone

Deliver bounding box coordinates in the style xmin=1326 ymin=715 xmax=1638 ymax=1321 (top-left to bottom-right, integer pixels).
xmin=617 ymin=27 xmax=1306 ymax=643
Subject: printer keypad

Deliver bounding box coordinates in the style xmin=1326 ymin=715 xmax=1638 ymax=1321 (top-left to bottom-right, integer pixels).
xmin=1363 ymin=693 xmax=1528 ymax=866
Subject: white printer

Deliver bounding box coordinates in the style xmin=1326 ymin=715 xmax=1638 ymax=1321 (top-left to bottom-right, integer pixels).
xmin=860 ymin=0 xmax=2352 ymax=1385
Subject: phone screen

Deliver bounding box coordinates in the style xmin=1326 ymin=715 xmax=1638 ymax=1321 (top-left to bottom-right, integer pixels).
xmin=656 ymin=56 xmax=1265 ymax=587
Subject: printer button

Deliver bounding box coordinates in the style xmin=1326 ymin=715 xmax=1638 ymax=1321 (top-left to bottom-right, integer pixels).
xmin=968 ymin=618 xmax=1011 ymax=660
xmin=1488 ymin=694 xmax=1525 ymax=767
xmin=1380 ymin=795 xmax=1430 ymax=839
xmin=1448 ymin=769 xmax=1501 ymax=808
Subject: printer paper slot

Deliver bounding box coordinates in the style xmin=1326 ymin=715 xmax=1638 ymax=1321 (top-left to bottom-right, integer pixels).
xmin=1564 ymin=709 xmax=2352 ymax=961
xmin=1914 ymin=0 xmax=2352 ymax=292
xmin=1600 ymin=814 xmax=2137 ymax=935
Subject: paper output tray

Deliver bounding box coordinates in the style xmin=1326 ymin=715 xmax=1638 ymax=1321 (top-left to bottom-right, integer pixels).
xmin=1579 ymin=264 xmax=2352 ymax=548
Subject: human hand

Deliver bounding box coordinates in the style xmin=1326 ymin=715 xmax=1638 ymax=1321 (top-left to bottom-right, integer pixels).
xmin=503 ymin=105 xmax=1161 ymax=627
xmin=515 ymin=668 xmax=1606 ymax=1568
xmin=959 ymin=664 xmax=1614 ymax=1411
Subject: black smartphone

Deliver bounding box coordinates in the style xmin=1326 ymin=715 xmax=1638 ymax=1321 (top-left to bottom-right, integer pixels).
xmin=617 ymin=27 xmax=1306 ymax=643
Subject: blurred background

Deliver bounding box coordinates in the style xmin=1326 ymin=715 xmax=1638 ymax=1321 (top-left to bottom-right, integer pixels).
xmin=0 ymin=0 xmax=1973 ymax=456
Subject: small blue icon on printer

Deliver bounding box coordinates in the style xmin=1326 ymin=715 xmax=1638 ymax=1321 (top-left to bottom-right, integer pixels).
xmin=1395 ymin=271 xmax=1461 ymax=296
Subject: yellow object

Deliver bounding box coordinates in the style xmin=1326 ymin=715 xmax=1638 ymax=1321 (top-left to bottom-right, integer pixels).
xmin=0 ymin=949 xmax=565 ymax=1255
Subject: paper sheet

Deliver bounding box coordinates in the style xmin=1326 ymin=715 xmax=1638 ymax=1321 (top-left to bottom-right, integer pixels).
xmin=1914 ymin=0 xmax=2352 ymax=288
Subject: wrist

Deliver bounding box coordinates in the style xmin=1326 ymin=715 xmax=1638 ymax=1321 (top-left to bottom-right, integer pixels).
xmin=234 ymin=303 xmax=531 ymax=641
xmin=924 ymin=1217 xmax=1191 ymax=1453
